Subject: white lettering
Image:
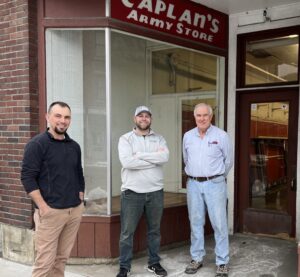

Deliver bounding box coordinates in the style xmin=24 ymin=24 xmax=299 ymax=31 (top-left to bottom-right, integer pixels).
xmin=139 ymin=14 xmax=149 ymax=24
xmin=165 ymin=21 xmax=173 ymax=30
xmin=210 ymin=19 xmax=219 ymax=33
xmin=154 ymin=0 xmax=166 ymax=15
xmin=199 ymin=32 xmax=207 ymax=40
xmin=193 ymin=13 xmax=206 ymax=28
xmin=127 ymin=11 xmax=173 ymax=31
xmin=127 ymin=10 xmax=138 ymax=21
xmin=184 ymin=27 xmax=192 ymax=35
xmin=176 ymin=22 xmax=184 ymax=34
xmin=166 ymin=4 xmax=176 ymax=20
xmin=192 ymin=29 xmax=199 ymax=38
xmin=138 ymin=0 xmax=153 ymax=12
xmin=123 ymin=2 xmax=218 ymax=44
xmin=176 ymin=23 xmax=214 ymax=42
xmin=179 ymin=10 xmax=192 ymax=24
xmin=149 ymin=17 xmax=164 ymax=28
xmin=121 ymin=0 xmax=134 ymax=8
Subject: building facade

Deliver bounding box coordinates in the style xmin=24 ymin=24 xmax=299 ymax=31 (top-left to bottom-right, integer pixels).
xmin=0 ymin=0 xmax=299 ymax=264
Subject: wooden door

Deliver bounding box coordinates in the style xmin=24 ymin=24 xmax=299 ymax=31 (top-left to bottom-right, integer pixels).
xmin=236 ymin=88 xmax=298 ymax=237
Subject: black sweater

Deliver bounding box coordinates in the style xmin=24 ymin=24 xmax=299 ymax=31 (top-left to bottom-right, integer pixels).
xmin=21 ymin=131 xmax=85 ymax=209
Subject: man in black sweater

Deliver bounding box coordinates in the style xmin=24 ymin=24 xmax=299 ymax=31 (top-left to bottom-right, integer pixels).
xmin=21 ymin=101 xmax=85 ymax=277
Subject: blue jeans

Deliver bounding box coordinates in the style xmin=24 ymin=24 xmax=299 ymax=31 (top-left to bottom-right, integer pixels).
xmin=119 ymin=189 xmax=164 ymax=270
xmin=187 ymin=176 xmax=229 ymax=265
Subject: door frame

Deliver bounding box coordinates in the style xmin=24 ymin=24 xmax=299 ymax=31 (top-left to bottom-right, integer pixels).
xmin=235 ymin=87 xmax=299 ymax=237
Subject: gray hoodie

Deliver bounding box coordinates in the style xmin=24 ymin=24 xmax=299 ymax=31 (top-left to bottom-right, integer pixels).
xmin=118 ymin=129 xmax=169 ymax=193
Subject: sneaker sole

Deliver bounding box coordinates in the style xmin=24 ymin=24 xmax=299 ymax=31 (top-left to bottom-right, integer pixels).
xmin=184 ymin=264 xmax=203 ymax=274
xmin=147 ymin=268 xmax=167 ymax=277
xmin=117 ymin=270 xmax=130 ymax=277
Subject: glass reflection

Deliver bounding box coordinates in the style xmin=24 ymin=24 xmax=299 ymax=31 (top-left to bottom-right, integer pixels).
xmin=249 ymin=102 xmax=289 ymax=211
xmin=246 ymin=35 xmax=298 ymax=85
xmin=152 ymin=48 xmax=217 ymax=94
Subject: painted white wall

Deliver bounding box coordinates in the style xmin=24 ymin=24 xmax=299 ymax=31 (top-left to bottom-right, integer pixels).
xmin=228 ymin=2 xmax=300 ymax=237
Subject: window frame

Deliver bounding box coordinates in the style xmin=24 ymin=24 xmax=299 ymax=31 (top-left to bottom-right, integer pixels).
xmin=236 ymin=26 xmax=300 ymax=89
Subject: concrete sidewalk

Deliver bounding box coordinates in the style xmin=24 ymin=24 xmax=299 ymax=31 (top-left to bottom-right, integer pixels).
xmin=0 ymin=233 xmax=297 ymax=277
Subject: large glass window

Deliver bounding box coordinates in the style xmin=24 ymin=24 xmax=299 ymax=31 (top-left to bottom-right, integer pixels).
xmin=46 ymin=30 xmax=107 ymax=215
xmin=152 ymin=48 xmax=217 ymax=94
xmin=110 ymin=31 xmax=224 ymax=214
xmin=46 ymin=29 xmax=225 ymax=215
xmin=246 ymin=35 xmax=299 ymax=85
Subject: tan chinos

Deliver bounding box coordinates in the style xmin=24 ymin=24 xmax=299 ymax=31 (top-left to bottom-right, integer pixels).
xmin=32 ymin=203 xmax=84 ymax=277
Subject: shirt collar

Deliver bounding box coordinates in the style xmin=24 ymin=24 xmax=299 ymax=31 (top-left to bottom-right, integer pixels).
xmin=133 ymin=128 xmax=154 ymax=136
xmin=195 ymin=124 xmax=213 ymax=137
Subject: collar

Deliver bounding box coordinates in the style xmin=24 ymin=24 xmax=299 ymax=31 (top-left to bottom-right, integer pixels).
xmin=195 ymin=124 xmax=213 ymax=137
xmin=133 ymin=127 xmax=154 ymax=136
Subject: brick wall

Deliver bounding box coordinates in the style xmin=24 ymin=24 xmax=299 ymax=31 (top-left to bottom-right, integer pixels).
xmin=0 ymin=0 xmax=38 ymax=229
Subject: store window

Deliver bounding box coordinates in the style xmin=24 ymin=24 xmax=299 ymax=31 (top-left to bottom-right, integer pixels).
xmin=245 ymin=35 xmax=299 ymax=85
xmin=152 ymin=48 xmax=217 ymax=94
xmin=110 ymin=31 xmax=225 ymax=214
xmin=46 ymin=29 xmax=225 ymax=215
xmin=46 ymin=30 xmax=107 ymax=215
xmin=150 ymin=46 xmax=222 ymax=196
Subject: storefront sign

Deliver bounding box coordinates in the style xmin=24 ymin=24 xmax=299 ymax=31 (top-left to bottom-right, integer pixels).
xmin=111 ymin=0 xmax=228 ymax=49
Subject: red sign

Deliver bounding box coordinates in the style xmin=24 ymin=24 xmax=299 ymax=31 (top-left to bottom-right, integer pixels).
xmin=111 ymin=0 xmax=228 ymax=49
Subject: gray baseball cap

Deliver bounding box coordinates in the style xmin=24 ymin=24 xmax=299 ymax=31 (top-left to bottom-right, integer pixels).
xmin=134 ymin=106 xmax=152 ymax=116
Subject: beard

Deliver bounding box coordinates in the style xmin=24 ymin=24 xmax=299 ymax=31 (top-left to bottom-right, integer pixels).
xmin=54 ymin=126 xmax=67 ymax=135
xmin=135 ymin=122 xmax=151 ymax=131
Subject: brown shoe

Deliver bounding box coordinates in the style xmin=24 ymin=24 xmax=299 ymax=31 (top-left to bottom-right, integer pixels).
xmin=184 ymin=260 xmax=203 ymax=274
xmin=215 ymin=264 xmax=229 ymax=277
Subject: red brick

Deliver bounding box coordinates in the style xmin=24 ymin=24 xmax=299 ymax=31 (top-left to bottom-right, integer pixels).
xmin=0 ymin=0 xmax=37 ymax=228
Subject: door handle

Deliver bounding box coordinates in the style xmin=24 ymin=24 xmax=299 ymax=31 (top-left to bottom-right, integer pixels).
xmin=291 ymin=165 xmax=297 ymax=191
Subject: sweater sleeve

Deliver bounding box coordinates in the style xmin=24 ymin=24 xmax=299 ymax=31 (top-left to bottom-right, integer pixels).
xmin=118 ymin=135 xmax=156 ymax=170
xmin=135 ymin=135 xmax=169 ymax=165
xmin=21 ymin=141 xmax=43 ymax=194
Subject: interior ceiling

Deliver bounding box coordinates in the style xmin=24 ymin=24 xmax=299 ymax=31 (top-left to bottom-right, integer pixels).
xmin=190 ymin=0 xmax=298 ymax=14
xmin=189 ymin=0 xmax=299 ymax=83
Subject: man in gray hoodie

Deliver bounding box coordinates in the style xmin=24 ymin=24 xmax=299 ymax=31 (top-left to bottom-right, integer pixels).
xmin=116 ymin=106 xmax=169 ymax=277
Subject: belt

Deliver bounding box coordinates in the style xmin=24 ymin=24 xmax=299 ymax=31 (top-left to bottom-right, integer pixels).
xmin=188 ymin=175 xmax=222 ymax=182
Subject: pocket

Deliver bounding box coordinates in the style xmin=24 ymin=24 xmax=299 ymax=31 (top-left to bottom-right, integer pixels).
xmin=123 ymin=189 xmax=142 ymax=201
xmin=80 ymin=201 xmax=85 ymax=211
xmin=186 ymin=178 xmax=192 ymax=190
xmin=40 ymin=207 xmax=56 ymax=220
xmin=124 ymin=189 xmax=134 ymax=196
xmin=207 ymin=145 xmax=220 ymax=157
